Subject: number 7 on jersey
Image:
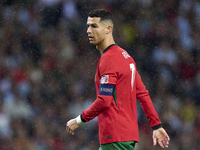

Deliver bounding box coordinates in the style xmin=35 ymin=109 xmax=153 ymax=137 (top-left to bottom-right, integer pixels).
xmin=130 ymin=63 xmax=135 ymax=91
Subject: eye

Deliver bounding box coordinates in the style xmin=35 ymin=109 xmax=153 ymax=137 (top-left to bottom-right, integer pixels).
xmin=91 ymin=24 xmax=98 ymax=28
xmin=87 ymin=24 xmax=98 ymax=29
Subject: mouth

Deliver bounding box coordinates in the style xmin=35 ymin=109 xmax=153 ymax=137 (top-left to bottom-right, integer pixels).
xmin=88 ymin=36 xmax=94 ymax=41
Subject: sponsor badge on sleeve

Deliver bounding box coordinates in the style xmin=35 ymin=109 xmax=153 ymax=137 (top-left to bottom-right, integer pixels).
xmin=101 ymin=75 xmax=109 ymax=84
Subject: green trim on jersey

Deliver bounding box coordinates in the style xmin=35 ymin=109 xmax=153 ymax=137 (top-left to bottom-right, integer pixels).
xmin=102 ymin=44 xmax=117 ymax=54
xmin=113 ymin=89 xmax=117 ymax=107
xmin=99 ymin=141 xmax=136 ymax=150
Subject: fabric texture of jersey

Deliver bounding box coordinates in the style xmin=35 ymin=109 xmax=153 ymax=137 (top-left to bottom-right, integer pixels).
xmin=82 ymin=44 xmax=161 ymax=144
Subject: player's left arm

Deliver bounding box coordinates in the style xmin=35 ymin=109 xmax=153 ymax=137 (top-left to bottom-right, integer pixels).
xmin=66 ymin=117 xmax=80 ymax=135
xmin=66 ymin=83 xmax=115 ymax=135
xmin=66 ymin=56 xmax=118 ymax=135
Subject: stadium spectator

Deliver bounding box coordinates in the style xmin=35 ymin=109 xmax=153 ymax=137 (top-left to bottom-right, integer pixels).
xmin=0 ymin=0 xmax=200 ymax=149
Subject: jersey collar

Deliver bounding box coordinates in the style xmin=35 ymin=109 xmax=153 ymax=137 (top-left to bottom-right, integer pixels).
xmin=102 ymin=44 xmax=117 ymax=54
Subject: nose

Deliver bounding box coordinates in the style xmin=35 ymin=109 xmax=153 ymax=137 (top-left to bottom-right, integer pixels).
xmin=87 ymin=26 xmax=91 ymax=34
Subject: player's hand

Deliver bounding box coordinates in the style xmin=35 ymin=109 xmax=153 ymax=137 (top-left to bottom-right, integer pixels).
xmin=153 ymin=127 xmax=170 ymax=148
xmin=66 ymin=118 xmax=80 ymax=135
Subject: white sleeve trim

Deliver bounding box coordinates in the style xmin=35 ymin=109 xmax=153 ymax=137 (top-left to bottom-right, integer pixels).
xmin=76 ymin=115 xmax=83 ymax=125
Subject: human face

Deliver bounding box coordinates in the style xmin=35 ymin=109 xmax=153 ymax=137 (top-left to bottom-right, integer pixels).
xmin=87 ymin=17 xmax=106 ymax=46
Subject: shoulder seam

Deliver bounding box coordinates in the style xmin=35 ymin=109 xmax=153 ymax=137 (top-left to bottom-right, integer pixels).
xmin=100 ymin=55 xmax=120 ymax=72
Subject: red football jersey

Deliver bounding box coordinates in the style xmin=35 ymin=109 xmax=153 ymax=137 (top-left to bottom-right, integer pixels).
xmin=82 ymin=44 xmax=161 ymax=144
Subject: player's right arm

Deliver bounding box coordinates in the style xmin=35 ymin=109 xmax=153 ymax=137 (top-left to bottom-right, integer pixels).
xmin=135 ymin=70 xmax=162 ymax=129
xmin=135 ymin=71 xmax=170 ymax=148
xmin=153 ymin=128 xmax=170 ymax=148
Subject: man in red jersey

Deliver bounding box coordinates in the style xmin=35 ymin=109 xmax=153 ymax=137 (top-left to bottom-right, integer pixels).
xmin=66 ymin=9 xmax=170 ymax=149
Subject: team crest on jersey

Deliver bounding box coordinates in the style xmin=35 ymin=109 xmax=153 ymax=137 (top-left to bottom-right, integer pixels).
xmin=101 ymin=75 xmax=109 ymax=84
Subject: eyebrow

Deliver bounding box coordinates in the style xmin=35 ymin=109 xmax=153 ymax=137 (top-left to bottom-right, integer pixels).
xmin=87 ymin=23 xmax=98 ymax=26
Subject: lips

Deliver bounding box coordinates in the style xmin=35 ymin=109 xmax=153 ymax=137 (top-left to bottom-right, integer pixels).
xmin=88 ymin=36 xmax=94 ymax=41
xmin=89 ymin=38 xmax=93 ymax=41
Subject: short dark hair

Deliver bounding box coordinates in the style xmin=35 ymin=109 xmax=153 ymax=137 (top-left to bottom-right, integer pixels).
xmin=88 ymin=9 xmax=113 ymax=23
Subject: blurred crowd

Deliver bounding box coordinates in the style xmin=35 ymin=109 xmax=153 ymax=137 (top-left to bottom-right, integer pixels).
xmin=0 ymin=0 xmax=200 ymax=150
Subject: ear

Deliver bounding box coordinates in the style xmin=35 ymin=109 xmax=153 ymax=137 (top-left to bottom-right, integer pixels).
xmin=105 ymin=25 xmax=112 ymax=34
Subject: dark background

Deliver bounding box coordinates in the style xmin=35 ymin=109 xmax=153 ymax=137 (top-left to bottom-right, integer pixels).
xmin=0 ymin=0 xmax=200 ymax=149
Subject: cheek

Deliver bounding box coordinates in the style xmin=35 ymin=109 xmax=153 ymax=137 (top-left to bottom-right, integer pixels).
xmin=96 ymin=30 xmax=106 ymax=41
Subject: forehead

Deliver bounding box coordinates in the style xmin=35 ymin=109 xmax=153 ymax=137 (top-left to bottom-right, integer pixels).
xmin=87 ymin=17 xmax=101 ymax=25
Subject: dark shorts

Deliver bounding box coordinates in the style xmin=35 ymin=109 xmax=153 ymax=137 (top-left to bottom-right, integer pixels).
xmin=99 ymin=141 xmax=136 ymax=150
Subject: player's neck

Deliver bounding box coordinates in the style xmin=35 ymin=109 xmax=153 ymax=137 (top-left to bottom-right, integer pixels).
xmin=97 ymin=36 xmax=115 ymax=54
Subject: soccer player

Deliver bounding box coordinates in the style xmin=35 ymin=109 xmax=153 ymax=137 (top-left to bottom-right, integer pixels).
xmin=66 ymin=9 xmax=170 ymax=149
